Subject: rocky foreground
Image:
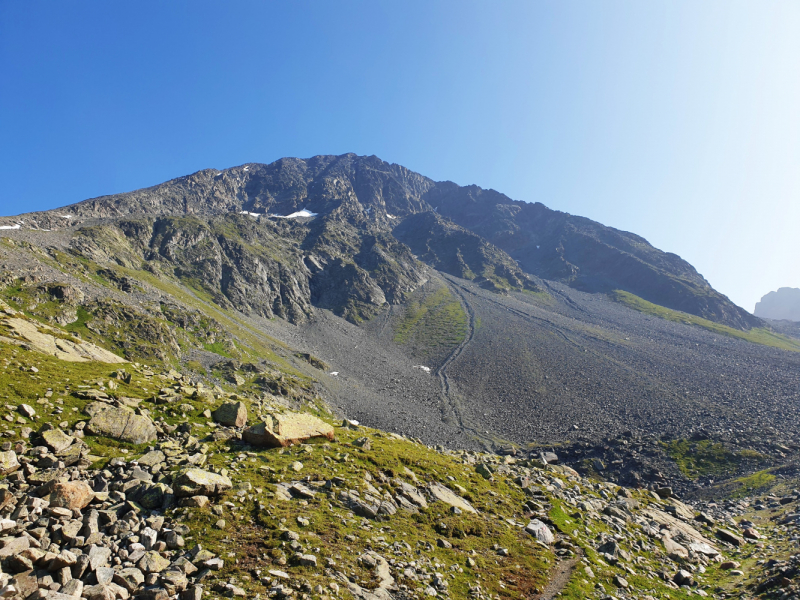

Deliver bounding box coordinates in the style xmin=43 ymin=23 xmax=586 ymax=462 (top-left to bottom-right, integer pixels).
xmin=0 ymin=339 xmax=798 ymax=600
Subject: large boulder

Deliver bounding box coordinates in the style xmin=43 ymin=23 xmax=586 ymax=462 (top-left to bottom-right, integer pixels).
xmin=212 ymin=401 xmax=247 ymax=428
xmin=0 ymin=451 xmax=19 ymax=476
xmin=86 ymin=405 xmax=158 ymax=444
xmin=49 ymin=481 xmax=94 ymax=511
xmin=41 ymin=428 xmax=75 ymax=453
xmin=426 ymin=483 xmax=477 ymax=514
xmin=525 ymin=519 xmax=554 ymax=544
xmin=172 ymin=468 xmax=232 ymax=498
xmin=242 ymin=412 xmax=334 ymax=448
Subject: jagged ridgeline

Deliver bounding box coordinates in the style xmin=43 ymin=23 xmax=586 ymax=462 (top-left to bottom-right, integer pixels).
xmin=8 ymin=153 xmax=756 ymax=330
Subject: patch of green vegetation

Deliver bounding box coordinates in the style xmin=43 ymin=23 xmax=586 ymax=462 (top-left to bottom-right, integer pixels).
xmin=183 ymin=360 xmax=207 ymax=375
xmin=394 ymin=286 xmax=468 ymax=348
xmin=179 ymin=425 xmax=554 ymax=600
xmin=611 ymin=290 xmax=800 ymax=352
xmin=203 ymin=342 xmax=234 ymax=358
xmin=730 ymin=469 xmax=777 ymax=498
xmin=548 ymin=499 xmax=580 ymax=536
xmin=663 ymin=438 xmax=769 ymax=480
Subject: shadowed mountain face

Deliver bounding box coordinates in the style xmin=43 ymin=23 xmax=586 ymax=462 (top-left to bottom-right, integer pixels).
xmin=755 ymin=287 xmax=800 ymax=322
xmin=10 ymin=153 xmax=756 ymax=329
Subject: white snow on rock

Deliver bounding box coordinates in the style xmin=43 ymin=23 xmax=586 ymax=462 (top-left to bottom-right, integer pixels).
xmin=0 ymin=224 xmax=20 ymax=230
xmin=329 ymin=371 xmax=339 ymax=377
xmin=386 ymin=214 xmax=396 ymax=219
xmin=59 ymin=215 xmax=73 ymax=219
xmin=271 ymin=208 xmax=318 ymax=219
xmin=239 ymin=211 xmax=261 ymax=217
xmin=414 ymin=365 xmax=431 ymax=373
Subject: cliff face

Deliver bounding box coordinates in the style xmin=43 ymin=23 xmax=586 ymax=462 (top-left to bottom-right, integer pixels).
xmin=5 ymin=153 xmax=758 ymax=329
xmin=755 ymin=287 xmax=800 ymax=322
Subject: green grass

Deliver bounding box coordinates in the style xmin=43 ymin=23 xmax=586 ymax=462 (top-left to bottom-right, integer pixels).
xmin=203 ymin=341 xmax=234 ymax=358
xmin=394 ymin=286 xmax=468 ymax=347
xmin=663 ymin=438 xmax=769 ymax=481
xmin=177 ymin=425 xmax=554 ymax=600
xmin=611 ymin=289 xmax=800 ymax=352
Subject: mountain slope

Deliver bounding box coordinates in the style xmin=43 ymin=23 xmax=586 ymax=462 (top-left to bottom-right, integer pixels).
xmin=8 ymin=153 xmax=756 ymax=329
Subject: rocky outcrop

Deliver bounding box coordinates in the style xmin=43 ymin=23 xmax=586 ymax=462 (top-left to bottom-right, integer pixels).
xmin=393 ymin=211 xmax=539 ymax=292
xmin=755 ymin=287 xmax=800 ymax=321
xmin=0 ymin=315 xmax=126 ymax=364
xmin=85 ymin=405 xmax=158 ymax=444
xmin=242 ymin=412 xmax=335 ymax=447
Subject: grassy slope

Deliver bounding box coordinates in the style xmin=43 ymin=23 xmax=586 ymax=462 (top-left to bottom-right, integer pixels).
xmin=393 ymin=285 xmax=468 ymax=363
xmin=611 ymin=290 xmax=800 ymax=352
xmin=663 ymin=438 xmax=770 ymax=481
xmin=0 ymin=315 xmax=788 ymax=599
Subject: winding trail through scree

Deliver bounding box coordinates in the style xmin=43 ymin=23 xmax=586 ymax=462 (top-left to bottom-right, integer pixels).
xmin=435 ymin=277 xmax=494 ymax=449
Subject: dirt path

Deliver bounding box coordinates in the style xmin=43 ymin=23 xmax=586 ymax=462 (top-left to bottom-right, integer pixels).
xmin=535 ymin=555 xmax=581 ymax=600
xmin=435 ymin=278 xmax=492 ymax=448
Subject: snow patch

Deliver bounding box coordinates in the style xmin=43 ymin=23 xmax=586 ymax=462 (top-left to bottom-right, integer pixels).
xmin=271 ymin=208 xmax=318 ymax=219
xmin=239 ymin=211 xmax=261 ymax=217
xmin=414 ymin=365 xmax=431 ymax=373
xmin=243 ymin=166 xmax=249 ymax=172
xmin=386 ymin=214 xmax=396 ymax=219
xmin=59 ymin=215 xmax=73 ymax=219
xmin=0 ymin=224 xmax=20 ymax=230
xmin=329 ymin=371 xmax=339 ymax=377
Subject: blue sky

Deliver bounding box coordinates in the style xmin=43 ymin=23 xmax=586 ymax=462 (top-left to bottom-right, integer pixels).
xmin=1 ymin=1 xmax=798 ymax=312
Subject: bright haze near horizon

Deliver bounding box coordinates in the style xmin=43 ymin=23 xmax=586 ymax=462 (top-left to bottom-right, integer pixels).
xmin=1 ymin=1 xmax=799 ymax=314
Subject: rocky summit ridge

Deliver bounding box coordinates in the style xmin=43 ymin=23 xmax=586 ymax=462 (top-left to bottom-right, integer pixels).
xmin=6 ymin=154 xmax=756 ymax=330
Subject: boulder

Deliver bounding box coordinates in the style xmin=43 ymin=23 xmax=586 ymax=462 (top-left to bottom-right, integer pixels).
xmin=0 ymin=451 xmax=19 ymax=476
xmin=716 ymin=528 xmax=744 ymax=547
xmin=426 ymin=483 xmax=477 ymax=514
xmin=172 ymin=468 xmax=232 ymax=498
xmin=138 ymin=551 xmax=171 ymax=573
xmin=525 ymin=519 xmax=554 ymax=544
xmin=242 ymin=412 xmax=334 ymax=447
xmin=212 ymin=401 xmax=247 ymax=428
xmin=136 ymin=450 xmax=166 ymax=468
xmin=49 ymin=480 xmax=94 ymax=511
xmin=0 ymin=535 xmax=29 ymax=557
xmin=86 ymin=406 xmax=158 ymax=444
xmin=41 ymin=428 xmax=74 ymax=453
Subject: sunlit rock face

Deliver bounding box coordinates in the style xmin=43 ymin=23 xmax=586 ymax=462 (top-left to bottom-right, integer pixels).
xmin=755 ymin=287 xmax=800 ymax=322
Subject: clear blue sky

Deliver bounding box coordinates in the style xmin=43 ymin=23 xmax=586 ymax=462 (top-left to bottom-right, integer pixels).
xmin=2 ymin=1 xmax=799 ymax=313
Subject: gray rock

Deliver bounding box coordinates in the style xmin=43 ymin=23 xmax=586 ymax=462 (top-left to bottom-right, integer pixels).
xmin=17 ymin=404 xmax=35 ymax=419
xmin=88 ymin=544 xmax=112 ymax=570
xmin=173 ymin=469 xmax=232 ymax=498
xmin=138 ymin=551 xmax=172 ymax=573
xmin=525 ymin=519 xmax=554 ymax=544
xmin=212 ymin=401 xmax=247 ymax=428
xmin=716 ymin=528 xmax=744 ymax=547
xmin=426 ymin=482 xmax=477 ymax=514
xmin=113 ymin=567 xmax=145 ymax=593
xmin=86 ymin=406 xmax=158 ymax=444
xmin=0 ymin=451 xmax=20 ymax=476
xmin=137 ymin=450 xmax=166 ymax=467
xmin=41 ymin=428 xmax=74 ymax=453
